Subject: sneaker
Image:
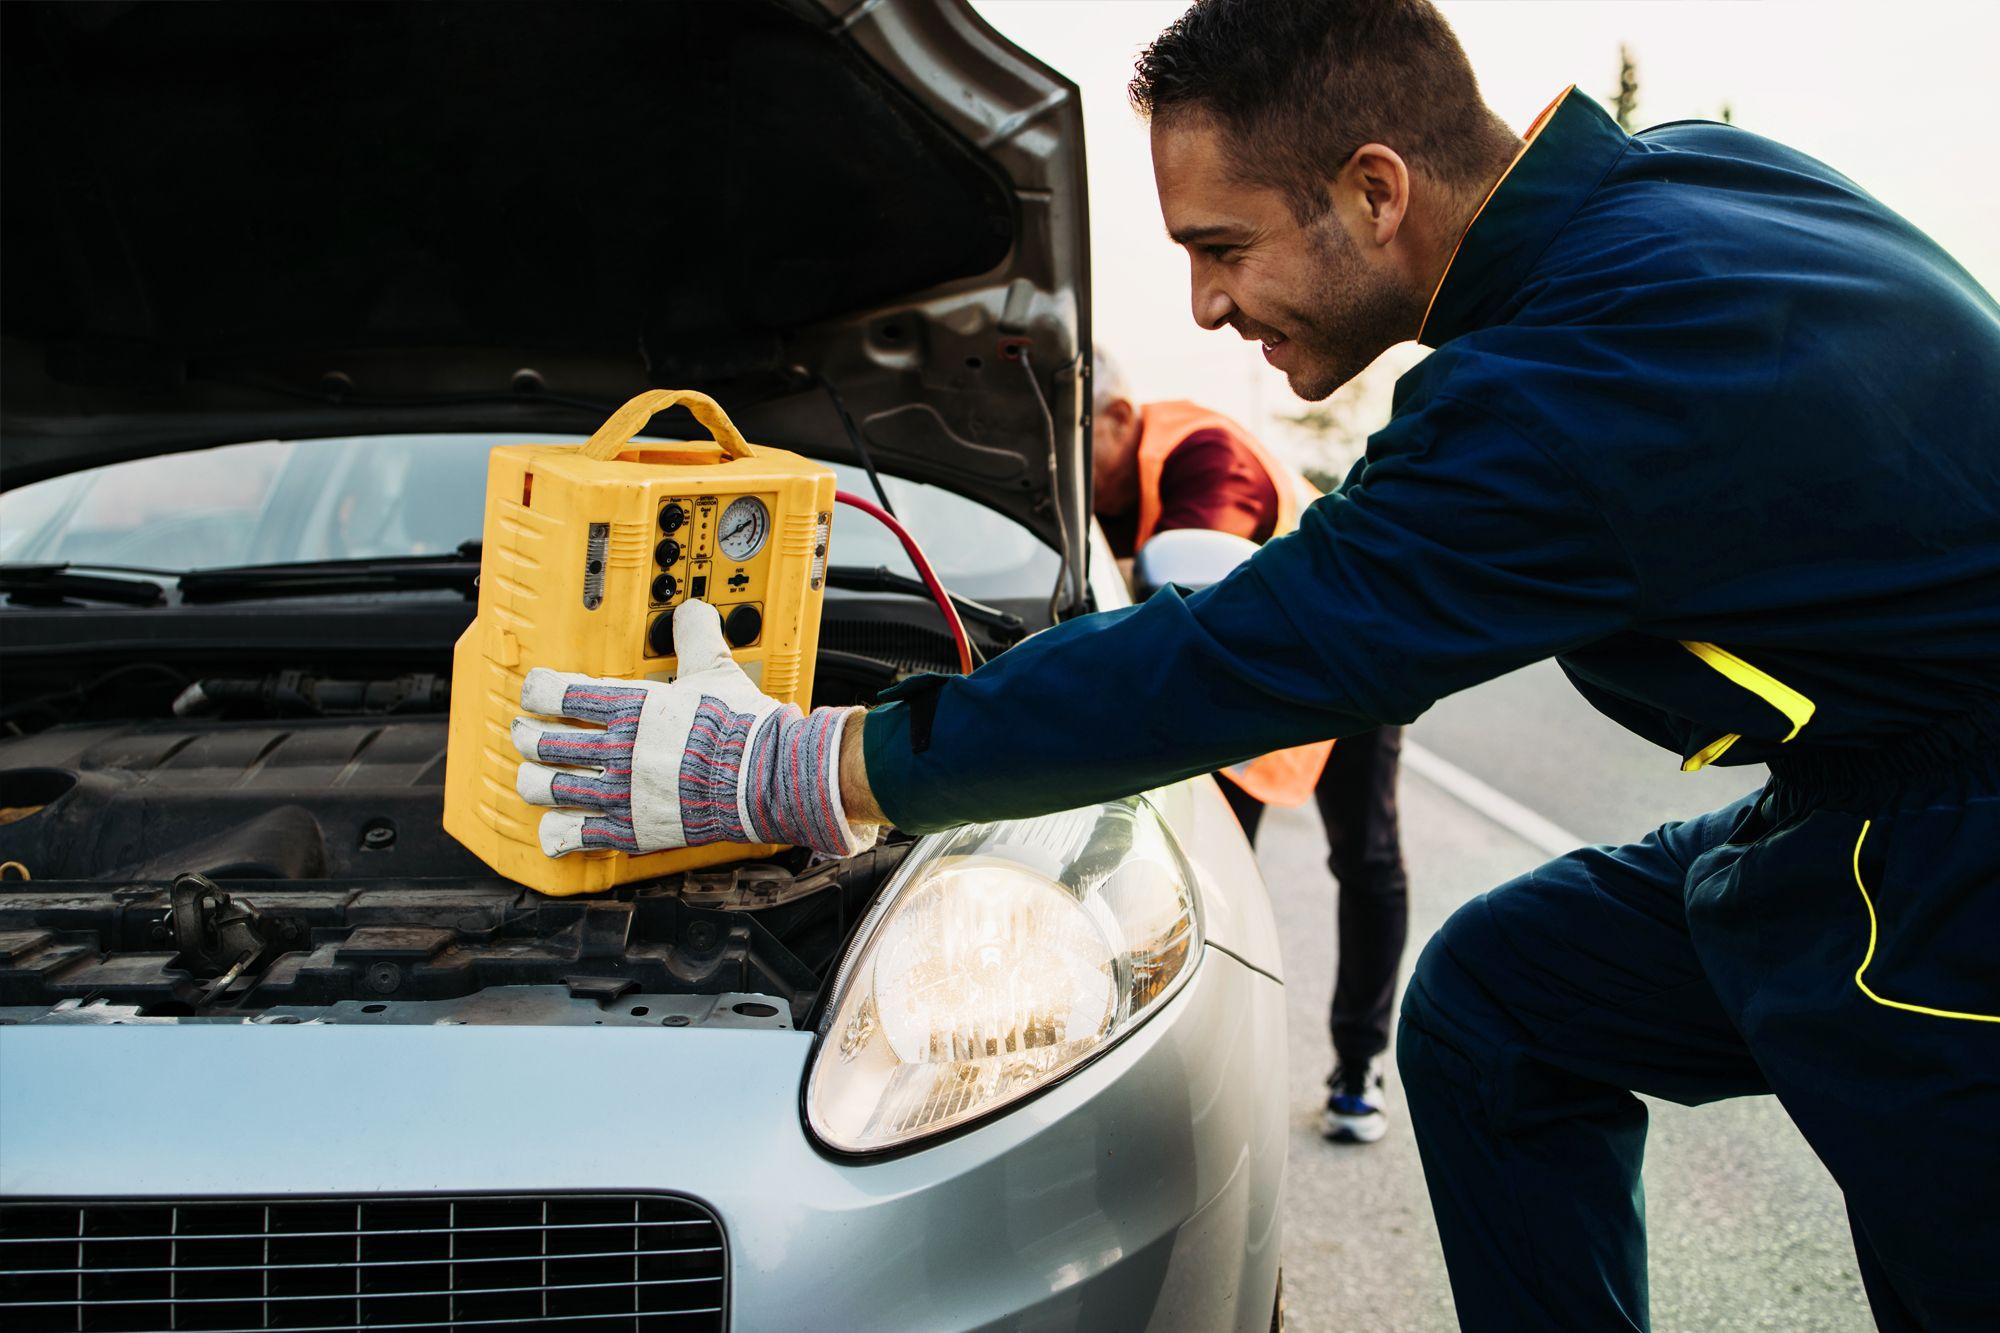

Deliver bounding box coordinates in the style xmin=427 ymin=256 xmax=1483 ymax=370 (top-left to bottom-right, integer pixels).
xmin=1323 ymin=1061 xmax=1388 ymax=1143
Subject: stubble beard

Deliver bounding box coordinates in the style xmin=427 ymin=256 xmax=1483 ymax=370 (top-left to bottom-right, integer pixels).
xmin=1280 ymin=219 xmax=1412 ymax=401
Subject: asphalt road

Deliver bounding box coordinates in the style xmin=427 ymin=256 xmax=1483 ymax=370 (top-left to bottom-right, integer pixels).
xmin=1261 ymin=661 xmax=1872 ymax=1331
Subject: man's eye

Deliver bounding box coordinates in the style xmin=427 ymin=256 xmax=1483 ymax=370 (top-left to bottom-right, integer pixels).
xmin=1202 ymin=244 xmax=1238 ymax=263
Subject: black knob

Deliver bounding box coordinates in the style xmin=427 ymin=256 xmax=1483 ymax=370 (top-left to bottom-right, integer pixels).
xmin=654 ymin=537 xmax=681 ymax=566
xmin=647 ymin=612 xmax=675 ymax=658
xmin=651 ymin=573 xmax=678 ymax=603
xmin=658 ymin=503 xmax=686 ymax=534
xmin=724 ymin=603 xmax=763 ymax=648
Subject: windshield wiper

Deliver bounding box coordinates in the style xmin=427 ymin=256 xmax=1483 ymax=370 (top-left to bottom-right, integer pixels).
xmin=824 ymin=564 xmax=1024 ymax=638
xmin=176 ymin=552 xmax=482 ymax=604
xmin=10 ymin=554 xmax=1019 ymax=628
xmin=0 ymin=563 xmax=166 ymax=606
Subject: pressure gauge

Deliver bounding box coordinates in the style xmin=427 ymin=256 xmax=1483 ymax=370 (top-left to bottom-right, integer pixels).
xmin=718 ymin=496 xmax=769 ymax=562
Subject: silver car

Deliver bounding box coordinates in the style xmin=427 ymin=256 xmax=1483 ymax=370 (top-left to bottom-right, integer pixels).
xmin=0 ymin=2 xmax=1288 ymax=1329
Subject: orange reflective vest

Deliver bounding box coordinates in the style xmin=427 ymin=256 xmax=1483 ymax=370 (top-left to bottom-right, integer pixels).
xmin=1133 ymin=401 xmax=1332 ymax=807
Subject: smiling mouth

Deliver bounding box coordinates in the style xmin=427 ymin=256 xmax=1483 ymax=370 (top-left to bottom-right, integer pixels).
xmin=1230 ymin=320 xmax=1289 ymax=364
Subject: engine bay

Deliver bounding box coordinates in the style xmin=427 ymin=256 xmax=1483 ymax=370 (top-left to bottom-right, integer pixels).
xmin=0 ymin=591 xmax=1030 ymax=1028
xmin=0 ymin=708 xmax=915 ymax=1028
xmin=0 ymin=846 xmax=907 ymax=1030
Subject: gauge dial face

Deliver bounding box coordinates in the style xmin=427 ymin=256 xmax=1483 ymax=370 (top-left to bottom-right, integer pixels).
xmin=717 ymin=496 xmax=770 ymax=562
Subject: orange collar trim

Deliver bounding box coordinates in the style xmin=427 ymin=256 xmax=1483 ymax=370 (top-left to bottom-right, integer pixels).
xmin=1416 ymin=84 xmax=1576 ymax=347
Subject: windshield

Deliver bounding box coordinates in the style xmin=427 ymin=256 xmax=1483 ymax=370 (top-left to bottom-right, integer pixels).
xmin=0 ymin=434 xmax=1060 ymax=600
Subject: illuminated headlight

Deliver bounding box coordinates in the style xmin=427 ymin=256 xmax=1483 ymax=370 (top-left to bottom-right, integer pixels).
xmin=806 ymin=798 xmax=1202 ymax=1153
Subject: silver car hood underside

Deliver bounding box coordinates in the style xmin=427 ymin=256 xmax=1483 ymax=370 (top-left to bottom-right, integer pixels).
xmin=0 ymin=0 xmax=1092 ymax=605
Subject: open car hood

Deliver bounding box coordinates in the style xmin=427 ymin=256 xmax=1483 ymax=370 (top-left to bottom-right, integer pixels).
xmin=1 ymin=0 xmax=1091 ymax=604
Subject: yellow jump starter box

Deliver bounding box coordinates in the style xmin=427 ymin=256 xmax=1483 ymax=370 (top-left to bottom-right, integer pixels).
xmin=443 ymin=390 xmax=837 ymax=896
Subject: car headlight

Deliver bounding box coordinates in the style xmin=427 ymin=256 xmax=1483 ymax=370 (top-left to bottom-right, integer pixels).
xmin=806 ymin=797 xmax=1203 ymax=1154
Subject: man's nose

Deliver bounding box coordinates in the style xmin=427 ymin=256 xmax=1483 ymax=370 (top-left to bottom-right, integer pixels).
xmin=1191 ymin=265 xmax=1234 ymax=332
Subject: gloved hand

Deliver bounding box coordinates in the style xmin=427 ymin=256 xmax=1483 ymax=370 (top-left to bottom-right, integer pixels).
xmin=511 ymin=600 xmax=879 ymax=859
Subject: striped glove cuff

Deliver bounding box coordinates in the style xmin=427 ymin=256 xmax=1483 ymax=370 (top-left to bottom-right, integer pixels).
xmin=680 ymin=701 xmax=876 ymax=858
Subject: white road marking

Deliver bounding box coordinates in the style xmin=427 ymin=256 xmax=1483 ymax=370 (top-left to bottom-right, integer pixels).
xmin=1400 ymin=741 xmax=1589 ymax=860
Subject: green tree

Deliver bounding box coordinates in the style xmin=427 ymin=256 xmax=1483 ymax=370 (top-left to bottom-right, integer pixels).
xmin=1611 ymin=44 xmax=1640 ymax=132
xmin=1279 ymin=385 xmax=1380 ymax=492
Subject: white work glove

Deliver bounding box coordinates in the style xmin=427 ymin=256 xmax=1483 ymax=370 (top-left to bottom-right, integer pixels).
xmin=511 ymin=600 xmax=879 ymax=859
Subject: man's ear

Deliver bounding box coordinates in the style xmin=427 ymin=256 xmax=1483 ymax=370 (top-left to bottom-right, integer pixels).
xmin=1100 ymin=396 xmax=1139 ymax=450
xmin=1343 ymin=143 xmax=1411 ymax=246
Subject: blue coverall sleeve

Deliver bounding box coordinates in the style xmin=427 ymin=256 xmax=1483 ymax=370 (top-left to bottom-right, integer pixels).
xmin=862 ymin=394 xmax=1644 ymax=832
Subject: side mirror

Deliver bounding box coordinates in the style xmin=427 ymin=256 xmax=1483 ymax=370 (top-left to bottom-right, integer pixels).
xmin=1131 ymin=528 xmax=1260 ymax=601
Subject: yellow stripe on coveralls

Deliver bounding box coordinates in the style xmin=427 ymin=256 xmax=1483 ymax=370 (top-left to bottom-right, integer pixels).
xmin=1850 ymin=820 xmax=2000 ymax=1024
xmin=1677 ymin=640 xmax=1818 ymax=771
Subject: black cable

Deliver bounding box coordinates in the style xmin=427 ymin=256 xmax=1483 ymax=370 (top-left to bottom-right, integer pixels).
xmin=814 ymin=374 xmax=897 ymax=518
xmin=1014 ymin=349 xmax=1077 ymax=623
xmin=0 ymin=661 xmax=191 ymax=726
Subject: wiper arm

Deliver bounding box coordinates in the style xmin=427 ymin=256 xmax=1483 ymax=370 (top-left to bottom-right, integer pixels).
xmin=176 ymin=552 xmax=480 ymax=604
xmin=0 ymin=563 xmax=166 ymax=606
xmin=824 ymin=564 xmax=1024 ymax=638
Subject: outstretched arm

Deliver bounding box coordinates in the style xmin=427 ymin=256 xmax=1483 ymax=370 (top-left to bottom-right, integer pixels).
xmin=852 ymin=395 xmax=1641 ymax=833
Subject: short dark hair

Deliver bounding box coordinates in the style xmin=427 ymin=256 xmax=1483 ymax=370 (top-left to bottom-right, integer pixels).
xmin=1130 ymin=0 xmax=1514 ymax=218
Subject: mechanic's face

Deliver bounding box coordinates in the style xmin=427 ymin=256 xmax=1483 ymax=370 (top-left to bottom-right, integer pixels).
xmin=1152 ymin=114 xmax=1414 ymax=401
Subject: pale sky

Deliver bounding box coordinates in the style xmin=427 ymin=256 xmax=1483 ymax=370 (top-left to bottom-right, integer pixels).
xmin=971 ymin=0 xmax=2000 ymax=476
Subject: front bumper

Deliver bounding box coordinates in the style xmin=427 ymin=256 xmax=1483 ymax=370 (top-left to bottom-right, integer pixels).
xmin=1 ymin=946 xmax=1285 ymax=1331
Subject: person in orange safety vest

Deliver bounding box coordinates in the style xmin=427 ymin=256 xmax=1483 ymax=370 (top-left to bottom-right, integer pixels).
xmin=1090 ymin=343 xmax=1410 ymax=1144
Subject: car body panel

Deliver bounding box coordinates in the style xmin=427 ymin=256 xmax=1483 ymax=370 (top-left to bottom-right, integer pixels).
xmin=1152 ymin=779 xmax=1287 ymax=985
xmin=1 ymin=947 xmax=1285 ymax=1332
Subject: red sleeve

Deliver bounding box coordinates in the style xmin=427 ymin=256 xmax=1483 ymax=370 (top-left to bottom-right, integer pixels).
xmin=1153 ymin=429 xmax=1280 ymax=544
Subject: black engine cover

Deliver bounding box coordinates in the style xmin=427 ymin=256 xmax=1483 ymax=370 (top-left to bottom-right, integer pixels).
xmin=0 ymin=717 xmax=482 ymax=882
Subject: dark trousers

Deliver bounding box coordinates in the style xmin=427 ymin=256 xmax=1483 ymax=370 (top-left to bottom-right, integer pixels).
xmin=1397 ymin=729 xmax=2000 ymax=1331
xmin=1222 ymin=725 xmax=1409 ymax=1068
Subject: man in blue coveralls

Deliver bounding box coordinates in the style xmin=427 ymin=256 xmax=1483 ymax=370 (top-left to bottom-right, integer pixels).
xmin=516 ymin=0 xmax=2000 ymax=1325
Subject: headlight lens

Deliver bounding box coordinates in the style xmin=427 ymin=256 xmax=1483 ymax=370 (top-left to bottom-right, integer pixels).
xmin=806 ymin=798 xmax=1202 ymax=1153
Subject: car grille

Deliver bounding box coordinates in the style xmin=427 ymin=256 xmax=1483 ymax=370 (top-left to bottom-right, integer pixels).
xmin=0 ymin=1195 xmax=725 ymax=1332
